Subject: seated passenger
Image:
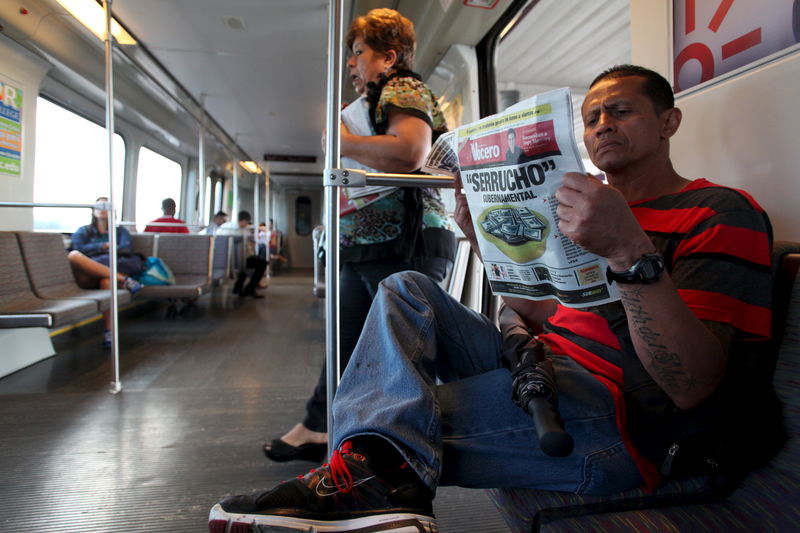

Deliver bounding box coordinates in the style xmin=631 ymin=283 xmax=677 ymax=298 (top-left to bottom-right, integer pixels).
xmin=266 ymin=218 xmax=287 ymax=274
xmin=68 ymin=197 xmax=142 ymax=347
xmin=144 ymin=197 xmax=189 ymax=233
xmin=204 ymin=211 xmax=228 ymax=235
xmin=256 ymin=222 xmax=268 ymax=261
xmin=217 ymin=210 xmax=268 ymax=298
xmin=209 ymin=66 xmax=778 ymax=531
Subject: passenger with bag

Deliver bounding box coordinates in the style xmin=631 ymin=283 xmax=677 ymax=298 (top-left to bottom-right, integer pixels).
xmin=68 ymin=196 xmax=143 ymax=347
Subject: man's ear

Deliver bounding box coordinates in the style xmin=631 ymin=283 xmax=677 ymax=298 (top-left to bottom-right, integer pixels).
xmin=661 ymin=107 xmax=682 ymax=139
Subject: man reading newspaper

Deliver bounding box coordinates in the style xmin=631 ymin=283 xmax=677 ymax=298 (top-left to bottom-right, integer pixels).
xmin=210 ymin=65 xmax=779 ymax=532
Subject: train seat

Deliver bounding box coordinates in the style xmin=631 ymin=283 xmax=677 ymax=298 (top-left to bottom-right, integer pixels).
xmin=0 ymin=232 xmax=97 ymax=329
xmin=131 ymin=233 xmax=156 ymax=258
xmin=487 ymin=241 xmax=800 ymax=532
xmin=136 ymin=234 xmax=213 ymax=300
xmin=16 ymin=231 xmax=131 ymax=312
xmin=211 ymin=235 xmax=230 ymax=286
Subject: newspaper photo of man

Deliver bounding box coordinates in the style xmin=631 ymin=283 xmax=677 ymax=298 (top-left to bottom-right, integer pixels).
xmin=506 ymin=128 xmax=524 ymax=164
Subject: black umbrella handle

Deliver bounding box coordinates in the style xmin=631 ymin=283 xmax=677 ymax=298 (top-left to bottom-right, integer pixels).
xmin=527 ymin=396 xmax=574 ymax=457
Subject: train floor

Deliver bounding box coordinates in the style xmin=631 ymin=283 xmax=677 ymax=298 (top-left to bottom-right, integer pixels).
xmin=0 ymin=270 xmax=510 ymax=532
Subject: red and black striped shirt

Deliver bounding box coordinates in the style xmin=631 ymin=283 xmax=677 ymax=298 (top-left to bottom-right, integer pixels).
xmin=539 ymin=178 xmax=773 ymax=489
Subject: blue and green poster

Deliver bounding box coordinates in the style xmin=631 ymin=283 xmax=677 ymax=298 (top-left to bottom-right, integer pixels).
xmin=0 ymin=78 xmax=23 ymax=177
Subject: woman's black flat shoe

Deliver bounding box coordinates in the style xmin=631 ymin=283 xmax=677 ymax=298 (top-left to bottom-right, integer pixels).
xmin=263 ymin=438 xmax=327 ymax=463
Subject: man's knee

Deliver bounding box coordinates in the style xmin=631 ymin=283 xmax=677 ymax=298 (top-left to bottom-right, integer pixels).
xmin=379 ymin=270 xmax=440 ymax=296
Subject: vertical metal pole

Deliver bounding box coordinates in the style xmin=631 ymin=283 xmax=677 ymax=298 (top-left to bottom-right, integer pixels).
xmin=104 ymin=0 xmax=121 ymax=394
xmin=254 ymin=170 xmax=260 ymax=240
xmin=264 ymin=166 xmax=271 ymax=227
xmin=198 ymin=95 xmax=206 ymax=229
xmin=324 ymin=0 xmax=343 ymax=455
xmin=233 ymin=155 xmax=239 ymax=217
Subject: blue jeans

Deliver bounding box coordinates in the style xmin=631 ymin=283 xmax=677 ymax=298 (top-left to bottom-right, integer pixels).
xmin=302 ymin=256 xmax=453 ymax=432
xmin=333 ymin=271 xmax=643 ymax=495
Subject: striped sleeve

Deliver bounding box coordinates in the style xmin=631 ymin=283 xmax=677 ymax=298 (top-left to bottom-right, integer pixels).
xmin=634 ymin=181 xmax=772 ymax=338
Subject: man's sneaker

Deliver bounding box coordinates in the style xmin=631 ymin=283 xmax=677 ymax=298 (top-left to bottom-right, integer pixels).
xmin=123 ymin=277 xmax=142 ymax=295
xmin=208 ymin=441 xmax=437 ymax=532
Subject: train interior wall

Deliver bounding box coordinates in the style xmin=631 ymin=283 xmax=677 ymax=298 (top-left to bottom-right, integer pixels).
xmin=0 ymin=34 xmax=48 ymax=231
xmin=631 ymin=0 xmax=800 ymax=242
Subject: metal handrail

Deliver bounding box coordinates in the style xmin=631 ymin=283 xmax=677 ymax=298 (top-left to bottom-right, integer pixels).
xmin=325 ymin=168 xmax=455 ymax=189
xmin=118 ymin=221 xmax=205 ymax=229
xmin=0 ymin=202 xmax=99 ymax=208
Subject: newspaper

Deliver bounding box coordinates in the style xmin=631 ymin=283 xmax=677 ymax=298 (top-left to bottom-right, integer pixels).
xmin=339 ymin=96 xmax=397 ymax=214
xmin=424 ymin=88 xmax=619 ymax=308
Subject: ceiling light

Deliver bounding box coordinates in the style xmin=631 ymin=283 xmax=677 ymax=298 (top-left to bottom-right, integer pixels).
xmin=240 ymin=161 xmax=261 ymax=174
xmin=55 ymin=0 xmax=137 ymax=45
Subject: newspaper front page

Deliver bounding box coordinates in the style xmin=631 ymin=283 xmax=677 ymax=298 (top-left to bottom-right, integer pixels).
xmin=425 ymin=88 xmax=619 ymax=308
xmin=339 ymin=96 xmax=397 ymax=215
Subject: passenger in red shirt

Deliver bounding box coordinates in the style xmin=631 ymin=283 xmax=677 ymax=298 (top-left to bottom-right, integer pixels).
xmin=144 ymin=198 xmax=189 ymax=233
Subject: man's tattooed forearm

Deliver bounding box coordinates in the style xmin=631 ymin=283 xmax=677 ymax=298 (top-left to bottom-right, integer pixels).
xmin=619 ymin=286 xmax=695 ymax=392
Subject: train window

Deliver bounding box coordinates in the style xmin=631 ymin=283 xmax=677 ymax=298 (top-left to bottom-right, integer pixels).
xmin=33 ymin=97 xmax=125 ymax=231
xmin=214 ymin=180 xmax=223 ymax=214
xmin=204 ymin=176 xmax=213 ymax=225
xmin=493 ymin=0 xmax=631 ymax=173
xmin=295 ymin=196 xmax=312 ymax=236
xmin=135 ymin=147 xmax=183 ymax=230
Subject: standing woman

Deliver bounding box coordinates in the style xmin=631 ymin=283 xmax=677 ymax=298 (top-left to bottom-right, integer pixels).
xmin=68 ymin=197 xmax=142 ymax=347
xmin=263 ymin=8 xmax=456 ymax=462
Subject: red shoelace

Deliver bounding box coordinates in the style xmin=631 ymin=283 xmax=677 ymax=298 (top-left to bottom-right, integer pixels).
xmin=297 ymin=440 xmax=356 ymax=493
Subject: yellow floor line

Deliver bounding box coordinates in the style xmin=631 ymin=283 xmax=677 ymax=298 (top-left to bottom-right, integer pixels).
xmin=48 ymin=301 xmax=146 ymax=337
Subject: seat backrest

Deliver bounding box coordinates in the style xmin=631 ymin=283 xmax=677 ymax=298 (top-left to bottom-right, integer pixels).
xmin=230 ymin=236 xmax=246 ymax=271
xmin=447 ymin=238 xmax=472 ymax=300
xmin=0 ymin=232 xmax=36 ymax=301
xmin=131 ymin=233 xmax=155 ymax=257
xmin=212 ymin=235 xmax=230 ymax=281
xmin=771 ymin=241 xmax=800 ymax=346
xmin=16 ymin=232 xmax=75 ymax=294
xmin=155 ymin=234 xmax=212 ymax=278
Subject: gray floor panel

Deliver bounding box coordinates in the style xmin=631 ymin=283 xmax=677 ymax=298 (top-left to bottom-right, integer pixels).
xmin=0 ymin=272 xmax=509 ymax=532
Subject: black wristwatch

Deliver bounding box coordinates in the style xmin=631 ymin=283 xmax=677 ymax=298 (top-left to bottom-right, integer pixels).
xmin=606 ymin=252 xmax=665 ymax=285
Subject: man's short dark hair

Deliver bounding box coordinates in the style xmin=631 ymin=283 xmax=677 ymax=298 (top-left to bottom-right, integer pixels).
xmin=589 ymin=64 xmax=674 ymax=114
xmin=214 ymin=210 xmax=227 ymax=218
xmin=162 ymin=198 xmax=177 ymax=212
xmin=238 ymin=210 xmax=252 ymax=222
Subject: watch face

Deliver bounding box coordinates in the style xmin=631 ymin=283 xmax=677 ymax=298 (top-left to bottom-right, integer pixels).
xmin=607 ymin=253 xmax=664 ymax=284
xmin=641 ymin=261 xmax=657 ymax=280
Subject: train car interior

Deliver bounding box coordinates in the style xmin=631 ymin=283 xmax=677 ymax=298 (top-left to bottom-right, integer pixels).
xmin=0 ymin=0 xmax=798 ymax=531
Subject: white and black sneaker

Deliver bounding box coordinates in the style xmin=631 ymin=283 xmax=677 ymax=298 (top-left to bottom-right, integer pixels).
xmin=208 ymin=440 xmax=437 ymax=532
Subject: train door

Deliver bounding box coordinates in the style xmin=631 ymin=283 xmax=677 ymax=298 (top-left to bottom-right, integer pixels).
xmin=284 ymin=188 xmax=322 ymax=269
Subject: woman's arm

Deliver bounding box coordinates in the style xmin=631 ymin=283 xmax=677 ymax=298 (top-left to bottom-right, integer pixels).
xmin=71 ymin=226 xmax=105 ymax=256
xmin=340 ymin=110 xmax=432 ymax=172
xmin=117 ymin=227 xmax=133 ymax=255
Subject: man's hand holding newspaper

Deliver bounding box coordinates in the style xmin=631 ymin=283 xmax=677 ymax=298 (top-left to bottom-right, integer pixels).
xmin=556 ymin=172 xmax=651 ymax=266
xmin=424 ymin=87 xmax=620 ymax=308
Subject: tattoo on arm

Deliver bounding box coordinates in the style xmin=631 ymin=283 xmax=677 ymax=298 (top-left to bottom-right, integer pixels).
xmin=619 ymin=287 xmax=698 ymax=393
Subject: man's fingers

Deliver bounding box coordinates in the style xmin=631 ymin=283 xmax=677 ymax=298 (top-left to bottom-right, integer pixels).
xmin=562 ymin=171 xmax=603 ymax=190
